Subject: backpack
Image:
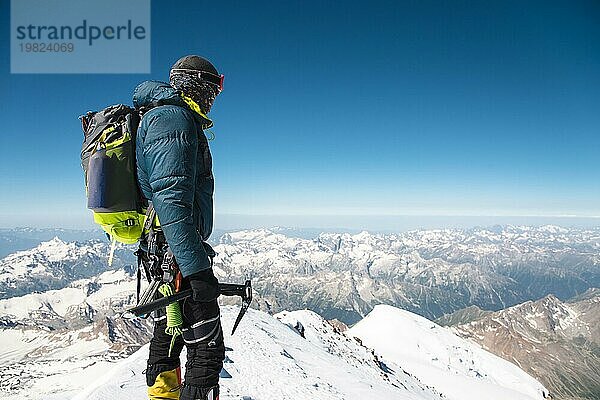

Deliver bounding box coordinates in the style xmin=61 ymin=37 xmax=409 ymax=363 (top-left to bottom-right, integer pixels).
xmin=80 ymin=104 xmax=145 ymax=250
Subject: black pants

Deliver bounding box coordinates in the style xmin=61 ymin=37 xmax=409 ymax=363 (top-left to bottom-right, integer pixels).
xmin=147 ymin=288 xmax=225 ymax=397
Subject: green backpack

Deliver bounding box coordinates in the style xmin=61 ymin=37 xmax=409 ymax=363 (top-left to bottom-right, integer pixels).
xmin=80 ymin=105 xmax=146 ymax=252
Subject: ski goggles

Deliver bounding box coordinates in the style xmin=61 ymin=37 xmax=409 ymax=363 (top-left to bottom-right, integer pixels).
xmin=170 ymin=68 xmax=224 ymax=92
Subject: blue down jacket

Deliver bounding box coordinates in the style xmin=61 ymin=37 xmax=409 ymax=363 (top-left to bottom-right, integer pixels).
xmin=133 ymin=80 xmax=214 ymax=277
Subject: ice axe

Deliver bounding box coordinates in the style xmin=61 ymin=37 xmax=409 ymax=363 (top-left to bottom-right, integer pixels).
xmin=126 ymin=280 xmax=253 ymax=335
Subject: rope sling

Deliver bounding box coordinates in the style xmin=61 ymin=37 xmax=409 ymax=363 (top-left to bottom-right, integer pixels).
xmin=158 ymin=283 xmax=184 ymax=357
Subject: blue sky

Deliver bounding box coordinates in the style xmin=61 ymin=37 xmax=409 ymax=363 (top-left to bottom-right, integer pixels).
xmin=1 ymin=0 xmax=599 ymax=229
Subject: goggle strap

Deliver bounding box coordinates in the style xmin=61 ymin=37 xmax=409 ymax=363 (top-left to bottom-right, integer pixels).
xmin=170 ymin=68 xmax=224 ymax=91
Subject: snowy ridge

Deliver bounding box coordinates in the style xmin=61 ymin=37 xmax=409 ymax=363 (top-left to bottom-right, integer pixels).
xmin=75 ymin=305 xmax=547 ymax=400
xmin=73 ymin=307 xmax=438 ymax=400
xmin=349 ymin=305 xmax=549 ymax=400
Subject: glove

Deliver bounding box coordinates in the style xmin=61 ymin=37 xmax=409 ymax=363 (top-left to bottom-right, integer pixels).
xmin=188 ymin=268 xmax=219 ymax=302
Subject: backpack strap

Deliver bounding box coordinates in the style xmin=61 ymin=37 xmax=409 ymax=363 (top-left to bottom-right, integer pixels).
xmin=108 ymin=237 xmax=117 ymax=266
xmin=143 ymin=202 xmax=156 ymax=233
xmin=136 ymin=254 xmax=142 ymax=305
xmin=143 ymin=203 xmax=160 ymax=260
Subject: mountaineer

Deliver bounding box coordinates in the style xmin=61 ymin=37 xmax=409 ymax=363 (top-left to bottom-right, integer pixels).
xmin=133 ymin=55 xmax=225 ymax=400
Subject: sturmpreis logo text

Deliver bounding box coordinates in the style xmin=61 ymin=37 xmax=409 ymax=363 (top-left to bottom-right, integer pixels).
xmin=11 ymin=0 xmax=151 ymax=73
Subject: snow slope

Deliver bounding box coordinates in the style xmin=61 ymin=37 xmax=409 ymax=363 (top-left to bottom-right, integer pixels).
xmin=0 ymin=269 xmax=152 ymax=400
xmin=75 ymin=305 xmax=549 ymax=400
xmin=75 ymin=306 xmax=443 ymax=400
xmin=349 ymin=305 xmax=549 ymax=400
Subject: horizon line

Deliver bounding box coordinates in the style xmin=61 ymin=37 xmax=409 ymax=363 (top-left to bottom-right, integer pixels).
xmin=215 ymin=213 xmax=600 ymax=218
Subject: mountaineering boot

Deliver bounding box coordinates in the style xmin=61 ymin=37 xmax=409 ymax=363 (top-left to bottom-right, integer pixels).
xmin=148 ymin=367 xmax=181 ymax=400
xmin=179 ymin=384 xmax=219 ymax=400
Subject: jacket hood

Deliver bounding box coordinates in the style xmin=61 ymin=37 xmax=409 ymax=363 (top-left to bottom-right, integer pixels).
xmin=133 ymin=80 xmax=185 ymax=108
xmin=132 ymin=80 xmax=213 ymax=128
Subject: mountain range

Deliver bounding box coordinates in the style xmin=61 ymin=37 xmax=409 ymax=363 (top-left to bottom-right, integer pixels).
xmin=0 ymin=237 xmax=135 ymax=299
xmin=212 ymin=225 xmax=599 ymax=323
xmin=0 ymin=225 xmax=598 ymax=399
